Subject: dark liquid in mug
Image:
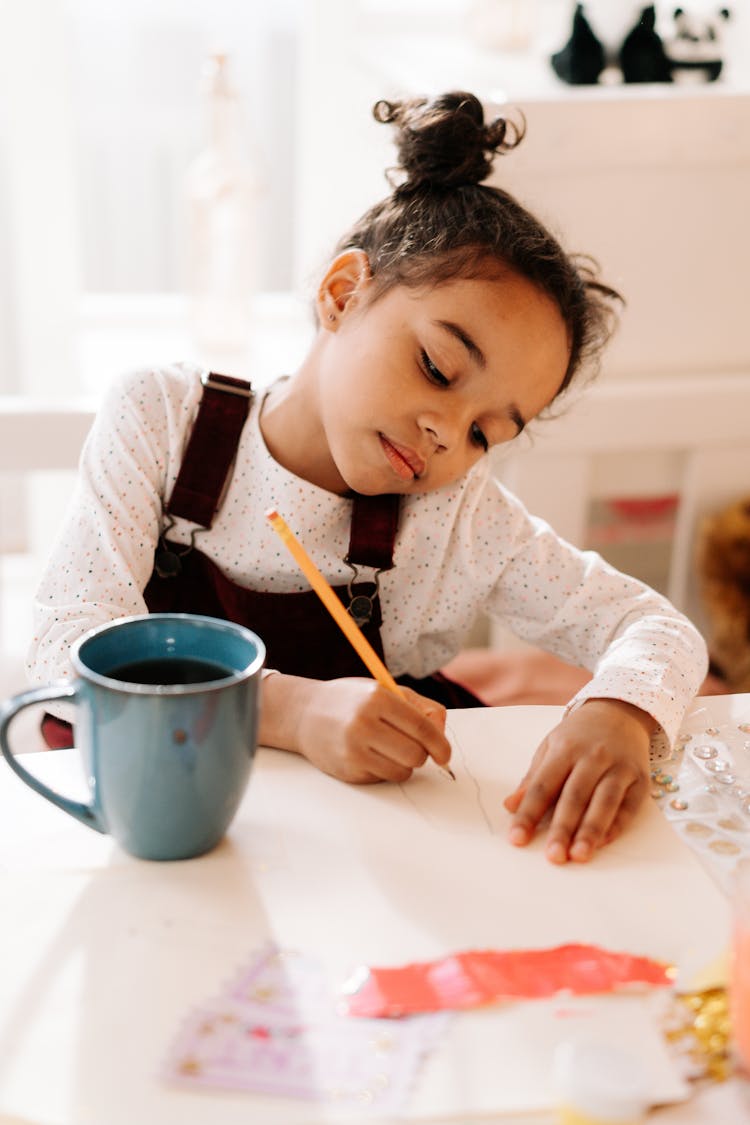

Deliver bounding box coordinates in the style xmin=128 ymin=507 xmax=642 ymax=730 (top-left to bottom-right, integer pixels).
xmin=107 ymin=657 xmax=234 ymax=686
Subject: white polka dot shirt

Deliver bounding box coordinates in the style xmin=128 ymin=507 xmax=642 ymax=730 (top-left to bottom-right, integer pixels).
xmin=27 ymin=363 xmax=708 ymax=758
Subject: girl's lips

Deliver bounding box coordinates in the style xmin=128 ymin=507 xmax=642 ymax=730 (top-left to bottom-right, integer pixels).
xmin=379 ymin=434 xmax=425 ymax=480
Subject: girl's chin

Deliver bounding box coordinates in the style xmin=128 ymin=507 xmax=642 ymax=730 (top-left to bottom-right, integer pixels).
xmin=343 ymin=474 xmax=408 ymax=498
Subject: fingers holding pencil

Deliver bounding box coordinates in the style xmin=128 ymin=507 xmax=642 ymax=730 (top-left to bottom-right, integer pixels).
xmin=397 ymin=684 xmax=452 ymax=759
xmin=293 ymin=676 xmax=453 ymax=786
xmin=265 ymin=507 xmax=455 ymax=781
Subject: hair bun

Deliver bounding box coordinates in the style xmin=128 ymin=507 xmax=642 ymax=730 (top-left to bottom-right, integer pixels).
xmin=373 ymin=91 xmax=523 ymax=191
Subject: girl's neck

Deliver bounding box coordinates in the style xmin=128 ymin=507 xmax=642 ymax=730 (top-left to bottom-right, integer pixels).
xmin=259 ymin=354 xmax=348 ymax=495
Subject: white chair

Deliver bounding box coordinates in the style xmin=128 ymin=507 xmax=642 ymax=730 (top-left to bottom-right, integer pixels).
xmin=0 ymin=398 xmax=94 ymax=746
xmin=491 ymin=371 xmax=750 ymax=643
xmin=0 ymin=398 xmax=94 ymax=474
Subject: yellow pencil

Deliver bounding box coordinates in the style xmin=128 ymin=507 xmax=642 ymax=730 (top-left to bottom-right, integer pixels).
xmin=265 ymin=507 xmax=455 ymax=780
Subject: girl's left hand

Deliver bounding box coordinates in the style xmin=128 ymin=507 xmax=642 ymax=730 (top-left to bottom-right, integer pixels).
xmin=503 ymin=699 xmax=654 ymax=864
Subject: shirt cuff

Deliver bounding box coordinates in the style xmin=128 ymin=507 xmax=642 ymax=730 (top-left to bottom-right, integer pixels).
xmin=565 ymin=686 xmax=674 ymax=764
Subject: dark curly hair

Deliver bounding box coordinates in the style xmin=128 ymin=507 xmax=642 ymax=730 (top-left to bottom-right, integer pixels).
xmin=335 ymin=91 xmax=621 ymax=396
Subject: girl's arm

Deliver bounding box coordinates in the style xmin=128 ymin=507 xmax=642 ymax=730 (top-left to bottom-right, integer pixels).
xmin=480 ymin=481 xmax=708 ymax=761
xmin=27 ymin=369 xmax=453 ymax=784
xmin=27 ymin=366 xmax=198 ymax=685
xmin=476 ymin=482 xmax=708 ymax=863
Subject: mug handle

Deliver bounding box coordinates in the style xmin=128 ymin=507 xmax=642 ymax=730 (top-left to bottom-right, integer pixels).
xmin=0 ymin=682 xmax=105 ymax=834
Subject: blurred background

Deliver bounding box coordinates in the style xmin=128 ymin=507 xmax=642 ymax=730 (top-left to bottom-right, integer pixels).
xmin=1 ymin=0 xmax=749 ymax=677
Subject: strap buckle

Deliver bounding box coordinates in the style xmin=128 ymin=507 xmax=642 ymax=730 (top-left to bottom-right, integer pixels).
xmin=343 ymin=562 xmax=383 ymax=627
xmin=201 ymin=372 xmax=253 ymax=399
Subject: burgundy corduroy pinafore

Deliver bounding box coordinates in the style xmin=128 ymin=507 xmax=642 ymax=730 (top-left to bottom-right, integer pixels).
xmin=41 ymin=373 xmax=482 ymax=748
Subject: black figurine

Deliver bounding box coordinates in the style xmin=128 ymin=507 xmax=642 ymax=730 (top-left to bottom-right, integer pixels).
xmin=620 ymin=5 xmax=673 ymax=82
xmin=551 ymin=3 xmax=673 ymax=85
xmin=550 ymin=3 xmax=606 ymax=85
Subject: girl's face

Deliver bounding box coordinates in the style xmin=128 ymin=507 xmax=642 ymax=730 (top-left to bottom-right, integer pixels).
xmin=314 ymin=261 xmax=570 ymax=496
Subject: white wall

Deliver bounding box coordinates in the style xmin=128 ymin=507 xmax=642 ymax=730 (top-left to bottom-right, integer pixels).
xmin=0 ymin=0 xmax=301 ymax=397
xmin=294 ymin=4 xmax=750 ymax=381
xmin=0 ymin=0 xmax=81 ymax=395
xmin=484 ymin=88 xmax=750 ymax=380
xmin=67 ymin=0 xmax=300 ymax=295
xmin=2 ymin=0 xmax=749 ymax=393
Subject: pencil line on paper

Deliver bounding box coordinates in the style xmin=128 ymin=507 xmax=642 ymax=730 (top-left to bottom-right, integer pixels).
xmin=447 ymin=719 xmax=495 ymax=836
xmin=397 ymin=780 xmax=441 ymax=828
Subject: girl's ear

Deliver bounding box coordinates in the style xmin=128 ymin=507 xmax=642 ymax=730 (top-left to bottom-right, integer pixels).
xmin=317 ymin=249 xmax=372 ymax=329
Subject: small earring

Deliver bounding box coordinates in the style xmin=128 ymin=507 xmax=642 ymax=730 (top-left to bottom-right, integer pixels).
xmin=328 ymin=312 xmax=336 ymax=322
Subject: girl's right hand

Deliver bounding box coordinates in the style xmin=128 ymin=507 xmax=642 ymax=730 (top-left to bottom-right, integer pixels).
xmin=262 ymin=673 xmax=451 ymax=784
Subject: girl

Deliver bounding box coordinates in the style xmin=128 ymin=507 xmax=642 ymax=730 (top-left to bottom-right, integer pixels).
xmin=27 ymin=91 xmax=707 ymax=865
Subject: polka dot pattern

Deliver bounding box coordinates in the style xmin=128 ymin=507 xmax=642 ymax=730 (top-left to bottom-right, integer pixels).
xmin=27 ymin=363 xmax=708 ymax=759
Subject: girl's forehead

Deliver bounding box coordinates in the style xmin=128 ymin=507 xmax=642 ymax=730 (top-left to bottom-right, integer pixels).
xmin=388 ymin=274 xmax=569 ymax=392
xmin=396 ymin=274 xmax=566 ymax=336
xmin=391 ymin=270 xmax=554 ymax=308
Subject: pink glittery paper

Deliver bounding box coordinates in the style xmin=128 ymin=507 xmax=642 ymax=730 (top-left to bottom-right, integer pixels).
xmin=162 ymin=945 xmax=447 ymax=1112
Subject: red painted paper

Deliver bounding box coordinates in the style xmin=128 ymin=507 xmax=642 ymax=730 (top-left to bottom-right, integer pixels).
xmin=342 ymin=943 xmax=673 ymax=1018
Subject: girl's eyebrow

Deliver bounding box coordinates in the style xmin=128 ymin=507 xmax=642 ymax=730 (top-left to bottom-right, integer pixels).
xmin=433 ymin=319 xmax=486 ymax=368
xmin=509 ymin=406 xmax=526 ymax=434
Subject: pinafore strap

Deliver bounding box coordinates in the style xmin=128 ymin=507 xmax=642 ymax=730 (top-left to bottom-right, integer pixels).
xmin=166 ymin=372 xmax=402 ymax=568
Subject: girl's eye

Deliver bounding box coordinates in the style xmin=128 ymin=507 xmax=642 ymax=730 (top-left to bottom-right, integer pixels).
xmin=421 ymin=350 xmax=449 ymax=386
xmin=471 ymin=422 xmax=489 ymax=452
xmin=421 ymin=350 xmax=487 ymax=451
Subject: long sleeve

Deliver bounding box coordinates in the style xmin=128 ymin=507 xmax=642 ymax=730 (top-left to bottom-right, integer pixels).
xmin=26 ymin=364 xmax=198 ymax=684
xmin=471 ymin=483 xmax=708 ymax=756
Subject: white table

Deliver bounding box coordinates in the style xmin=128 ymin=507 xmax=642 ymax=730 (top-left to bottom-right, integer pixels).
xmin=1 ymin=698 xmax=750 ymax=1125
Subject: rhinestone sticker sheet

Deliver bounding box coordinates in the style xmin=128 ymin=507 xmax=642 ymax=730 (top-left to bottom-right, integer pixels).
xmin=658 ymin=706 xmax=750 ymax=892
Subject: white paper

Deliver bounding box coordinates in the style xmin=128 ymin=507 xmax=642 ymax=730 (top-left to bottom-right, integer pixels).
xmin=0 ymin=704 xmax=735 ymax=1123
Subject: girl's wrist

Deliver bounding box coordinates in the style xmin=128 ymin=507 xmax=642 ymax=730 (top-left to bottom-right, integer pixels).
xmin=580 ymin=696 xmax=658 ymax=737
xmin=259 ymin=668 xmax=288 ymax=750
xmin=258 ymin=669 xmax=315 ymax=757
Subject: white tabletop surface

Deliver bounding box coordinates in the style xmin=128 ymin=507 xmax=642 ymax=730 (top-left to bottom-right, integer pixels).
xmin=1 ymin=696 xmax=750 ymax=1124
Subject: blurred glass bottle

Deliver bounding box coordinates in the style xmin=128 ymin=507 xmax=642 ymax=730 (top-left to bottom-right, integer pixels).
xmin=466 ymin=0 xmax=538 ymax=51
xmin=184 ymin=51 xmax=259 ymax=355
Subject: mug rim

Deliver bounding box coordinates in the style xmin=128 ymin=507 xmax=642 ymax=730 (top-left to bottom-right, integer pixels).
xmin=71 ymin=612 xmax=266 ymax=695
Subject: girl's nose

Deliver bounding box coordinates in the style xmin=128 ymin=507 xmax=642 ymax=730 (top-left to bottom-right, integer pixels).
xmin=423 ymin=424 xmax=443 ymax=452
xmin=420 ymin=411 xmax=459 ymax=453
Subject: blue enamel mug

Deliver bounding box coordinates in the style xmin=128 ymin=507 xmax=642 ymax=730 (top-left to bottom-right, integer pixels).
xmin=0 ymin=614 xmax=265 ymax=860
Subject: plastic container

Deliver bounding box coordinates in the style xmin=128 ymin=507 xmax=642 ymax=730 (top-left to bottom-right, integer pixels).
xmin=553 ymin=1039 xmax=650 ymax=1125
xmin=731 ymin=857 xmax=750 ymax=1073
